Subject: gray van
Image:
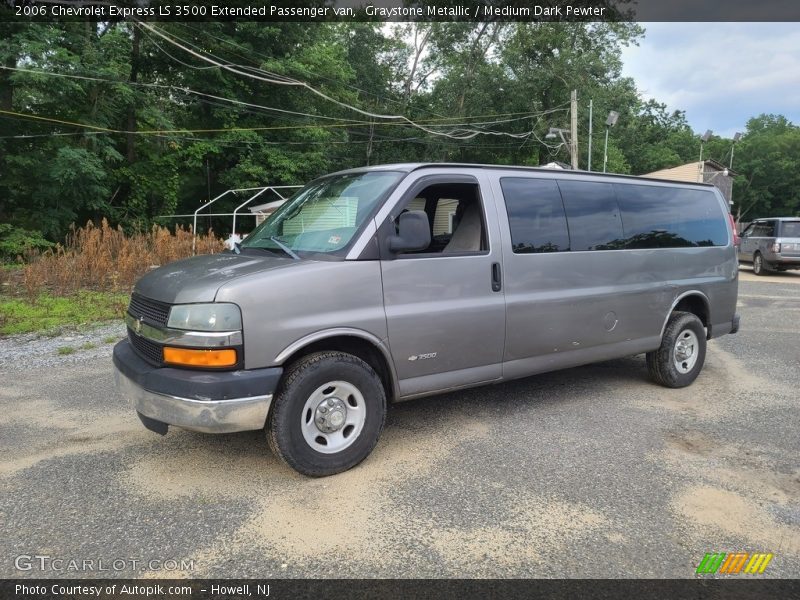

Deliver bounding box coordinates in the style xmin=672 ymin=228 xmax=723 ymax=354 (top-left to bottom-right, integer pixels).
xmin=114 ymin=163 xmax=740 ymax=476
xmin=738 ymin=217 xmax=800 ymax=275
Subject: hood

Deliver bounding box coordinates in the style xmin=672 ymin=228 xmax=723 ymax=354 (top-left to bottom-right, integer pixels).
xmin=133 ymin=252 xmax=296 ymax=304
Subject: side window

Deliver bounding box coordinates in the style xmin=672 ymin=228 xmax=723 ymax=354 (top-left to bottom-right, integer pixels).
xmin=753 ymin=223 xmax=771 ymax=237
xmin=500 ymin=178 xmax=570 ymax=253
xmin=558 ymin=180 xmax=624 ymax=251
xmin=395 ymin=182 xmax=487 ymax=255
xmin=615 ymin=184 xmax=727 ymax=248
xmin=740 ymin=223 xmax=755 ymax=238
xmin=780 ymin=221 xmax=800 ymax=237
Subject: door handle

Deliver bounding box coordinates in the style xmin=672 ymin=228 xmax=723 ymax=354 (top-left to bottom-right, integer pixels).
xmin=491 ymin=262 xmax=502 ymax=292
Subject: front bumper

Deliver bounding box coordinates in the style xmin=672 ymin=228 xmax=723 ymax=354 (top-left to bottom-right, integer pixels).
xmin=113 ymin=339 xmax=282 ymax=434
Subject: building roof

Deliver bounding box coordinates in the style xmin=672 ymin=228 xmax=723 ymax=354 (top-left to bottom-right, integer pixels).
xmin=643 ymin=159 xmax=737 ymax=182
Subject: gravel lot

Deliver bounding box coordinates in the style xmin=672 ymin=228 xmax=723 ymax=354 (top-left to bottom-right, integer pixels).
xmin=1 ymin=267 xmax=798 ymax=579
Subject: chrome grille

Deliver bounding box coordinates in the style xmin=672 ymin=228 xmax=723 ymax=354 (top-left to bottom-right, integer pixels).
xmin=128 ymin=327 xmax=164 ymax=366
xmin=128 ymin=293 xmax=171 ymax=327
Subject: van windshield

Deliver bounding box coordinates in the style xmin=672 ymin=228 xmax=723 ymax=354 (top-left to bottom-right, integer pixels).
xmin=780 ymin=221 xmax=800 ymax=237
xmin=241 ymin=171 xmax=403 ymax=257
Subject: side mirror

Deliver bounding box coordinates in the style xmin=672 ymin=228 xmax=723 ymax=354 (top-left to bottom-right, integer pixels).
xmin=388 ymin=210 xmax=431 ymax=253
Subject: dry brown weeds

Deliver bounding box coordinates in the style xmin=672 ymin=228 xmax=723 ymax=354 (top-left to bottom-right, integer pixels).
xmin=20 ymin=220 xmax=224 ymax=299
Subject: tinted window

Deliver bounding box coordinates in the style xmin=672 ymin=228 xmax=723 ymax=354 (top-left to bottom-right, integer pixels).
xmin=615 ymin=184 xmax=728 ymax=248
xmin=780 ymin=221 xmax=800 ymax=237
xmin=754 ymin=221 xmax=776 ymax=237
xmin=500 ymin=178 xmax=570 ymax=253
xmin=557 ymin=180 xmax=624 ymax=251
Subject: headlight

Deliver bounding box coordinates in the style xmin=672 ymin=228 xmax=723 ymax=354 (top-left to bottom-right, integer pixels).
xmin=167 ymin=303 xmax=242 ymax=332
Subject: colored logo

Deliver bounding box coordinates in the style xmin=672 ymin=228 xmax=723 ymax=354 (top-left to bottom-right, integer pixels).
xmin=696 ymin=552 xmax=773 ymax=574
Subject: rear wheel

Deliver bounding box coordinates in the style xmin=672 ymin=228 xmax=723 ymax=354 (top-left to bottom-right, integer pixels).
xmin=267 ymin=351 xmax=386 ymax=477
xmin=753 ymin=252 xmax=768 ymax=275
xmin=646 ymin=311 xmax=707 ymax=388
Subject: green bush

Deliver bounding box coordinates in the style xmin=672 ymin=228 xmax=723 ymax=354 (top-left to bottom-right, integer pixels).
xmin=0 ymin=224 xmax=54 ymax=261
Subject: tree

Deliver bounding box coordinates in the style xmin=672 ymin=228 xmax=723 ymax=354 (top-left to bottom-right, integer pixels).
xmin=1 ymin=21 xmax=796 ymax=249
xmin=731 ymin=115 xmax=800 ymax=220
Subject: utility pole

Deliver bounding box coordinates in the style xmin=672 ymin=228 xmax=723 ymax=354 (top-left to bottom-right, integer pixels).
xmin=366 ymin=121 xmax=374 ymax=166
xmin=730 ymin=132 xmax=742 ymax=220
xmin=570 ymin=90 xmax=578 ymax=169
xmin=587 ymin=99 xmax=593 ymax=171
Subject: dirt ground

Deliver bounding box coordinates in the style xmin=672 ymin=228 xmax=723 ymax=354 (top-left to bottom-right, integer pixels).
xmin=1 ymin=271 xmax=798 ymax=578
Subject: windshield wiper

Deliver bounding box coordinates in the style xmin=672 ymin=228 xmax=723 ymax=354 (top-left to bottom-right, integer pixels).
xmin=269 ymin=236 xmax=301 ymax=260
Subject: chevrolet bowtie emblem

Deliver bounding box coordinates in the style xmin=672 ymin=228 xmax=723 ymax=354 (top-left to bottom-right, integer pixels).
xmin=134 ymin=317 xmax=143 ymax=334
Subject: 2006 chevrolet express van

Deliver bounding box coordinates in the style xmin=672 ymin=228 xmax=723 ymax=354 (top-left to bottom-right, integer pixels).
xmin=114 ymin=163 xmax=740 ymax=476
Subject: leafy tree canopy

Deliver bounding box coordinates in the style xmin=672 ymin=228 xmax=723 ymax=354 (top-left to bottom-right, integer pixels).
xmin=0 ymin=22 xmax=796 ymax=246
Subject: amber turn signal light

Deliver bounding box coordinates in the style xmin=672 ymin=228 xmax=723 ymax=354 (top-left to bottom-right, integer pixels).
xmin=163 ymin=347 xmax=237 ymax=367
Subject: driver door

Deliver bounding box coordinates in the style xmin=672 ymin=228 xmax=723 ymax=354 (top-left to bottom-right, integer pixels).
xmin=379 ymin=174 xmax=506 ymax=398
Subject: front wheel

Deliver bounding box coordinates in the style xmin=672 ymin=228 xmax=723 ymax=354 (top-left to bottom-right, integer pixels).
xmin=646 ymin=311 xmax=707 ymax=388
xmin=267 ymin=351 xmax=386 ymax=477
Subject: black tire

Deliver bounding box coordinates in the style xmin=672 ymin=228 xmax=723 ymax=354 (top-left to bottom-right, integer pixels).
xmin=267 ymin=351 xmax=386 ymax=477
xmin=753 ymin=252 xmax=768 ymax=276
xmin=646 ymin=311 xmax=707 ymax=388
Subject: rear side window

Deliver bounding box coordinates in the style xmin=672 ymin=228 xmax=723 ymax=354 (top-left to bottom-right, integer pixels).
xmin=780 ymin=221 xmax=800 ymax=237
xmin=500 ymin=178 xmax=570 ymax=253
xmin=751 ymin=221 xmax=775 ymax=237
xmin=615 ymin=184 xmax=728 ymax=248
xmin=557 ymin=180 xmax=624 ymax=251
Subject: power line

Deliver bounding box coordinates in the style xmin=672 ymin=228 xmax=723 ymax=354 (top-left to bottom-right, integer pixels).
xmin=1 ymin=65 xmax=565 ymax=134
xmin=0 ymin=113 xmax=554 ymax=153
xmin=172 ymin=22 xmax=553 ymax=136
xmin=135 ymin=21 xmax=539 ymax=141
xmin=0 ymin=65 xmax=368 ymax=125
xmin=0 ymin=108 xmax=353 ymax=134
xmin=175 ymin=22 xmax=448 ymax=118
xmin=0 ymin=108 xmax=561 ymax=143
xmin=16 ymin=4 xmax=568 ymax=146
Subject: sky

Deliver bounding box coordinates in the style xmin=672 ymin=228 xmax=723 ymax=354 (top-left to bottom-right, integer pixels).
xmin=620 ymin=23 xmax=800 ymax=139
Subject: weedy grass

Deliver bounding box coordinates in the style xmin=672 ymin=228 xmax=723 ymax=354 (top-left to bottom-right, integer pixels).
xmin=0 ymin=220 xmax=224 ymax=335
xmin=57 ymin=346 xmax=75 ymax=355
xmin=0 ymin=291 xmax=129 ymax=336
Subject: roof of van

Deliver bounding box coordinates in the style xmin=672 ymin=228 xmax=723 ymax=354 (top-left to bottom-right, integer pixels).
xmin=328 ymin=162 xmax=718 ymax=189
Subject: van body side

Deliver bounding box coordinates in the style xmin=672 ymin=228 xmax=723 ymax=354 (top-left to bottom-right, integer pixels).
xmin=113 ymin=163 xmax=739 ymax=475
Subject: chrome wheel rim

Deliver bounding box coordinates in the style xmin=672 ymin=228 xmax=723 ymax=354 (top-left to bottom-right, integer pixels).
xmin=754 ymin=255 xmax=762 ymax=273
xmin=673 ymin=329 xmax=699 ymax=374
xmin=300 ymin=381 xmax=366 ymax=454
